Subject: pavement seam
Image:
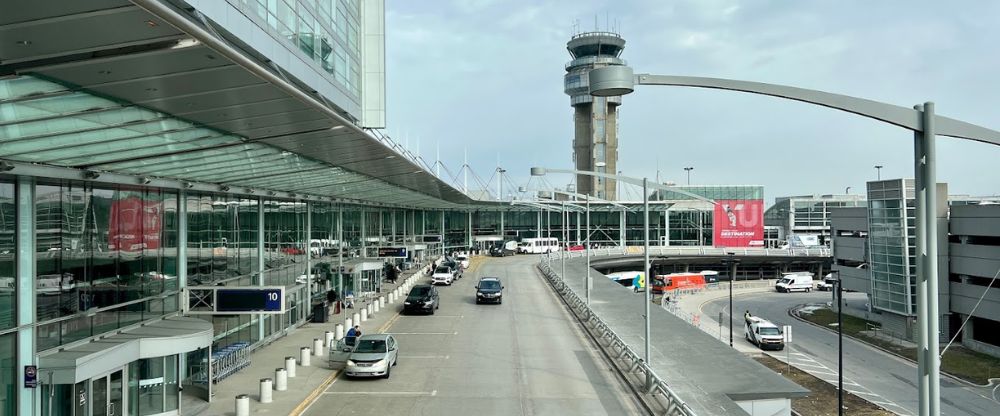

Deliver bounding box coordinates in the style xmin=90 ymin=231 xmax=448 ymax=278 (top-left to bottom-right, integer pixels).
xmin=288 ymin=293 xmax=405 ymax=416
xmin=785 ymin=304 xmax=997 ymax=389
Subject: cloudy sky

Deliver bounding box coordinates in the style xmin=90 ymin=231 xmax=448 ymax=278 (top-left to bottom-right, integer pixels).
xmin=383 ymin=0 xmax=1000 ymax=204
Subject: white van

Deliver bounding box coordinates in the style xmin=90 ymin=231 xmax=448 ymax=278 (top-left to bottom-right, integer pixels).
xmin=775 ymin=273 xmax=814 ymax=293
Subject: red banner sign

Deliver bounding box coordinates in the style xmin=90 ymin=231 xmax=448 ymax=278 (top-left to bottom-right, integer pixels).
xmin=713 ymin=199 xmax=764 ymax=248
xmin=109 ymin=197 xmax=162 ymax=251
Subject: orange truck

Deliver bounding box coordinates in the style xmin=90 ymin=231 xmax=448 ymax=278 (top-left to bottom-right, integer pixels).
xmin=651 ymin=272 xmax=708 ymax=294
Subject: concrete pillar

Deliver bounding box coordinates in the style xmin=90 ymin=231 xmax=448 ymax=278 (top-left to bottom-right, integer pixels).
xmin=300 ymin=347 xmax=311 ymax=367
xmin=335 ymin=324 xmax=344 ymax=341
xmin=285 ymin=357 xmax=296 ymax=377
xmin=373 ymin=299 xmax=380 ymax=314
xmin=259 ymin=378 xmax=273 ymax=403
xmin=235 ymin=394 xmax=250 ymax=416
xmin=325 ymin=331 xmax=334 ymax=347
xmin=361 ymin=308 xmax=368 ymax=322
xmin=352 ymin=313 xmax=360 ymax=326
xmin=379 ymin=296 xmax=386 ymax=308
xmin=313 ymin=338 xmax=323 ymax=356
xmin=274 ymin=368 xmax=288 ymax=391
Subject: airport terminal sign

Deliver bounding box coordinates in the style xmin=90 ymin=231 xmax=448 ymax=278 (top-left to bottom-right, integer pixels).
xmin=377 ymin=247 xmax=408 ymax=258
xmin=713 ymin=199 xmax=764 ymax=248
xmin=216 ymin=288 xmax=284 ymax=313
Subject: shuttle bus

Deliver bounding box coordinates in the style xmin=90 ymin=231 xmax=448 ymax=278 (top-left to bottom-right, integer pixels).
xmin=517 ymin=238 xmax=560 ymax=254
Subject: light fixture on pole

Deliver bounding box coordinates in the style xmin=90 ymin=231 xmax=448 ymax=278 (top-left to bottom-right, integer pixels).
xmin=832 ymin=270 xmax=844 ymax=416
xmin=874 ymin=165 xmax=883 ymax=180
xmin=586 ymin=59 xmax=1000 ymax=416
xmin=683 ymin=167 xmax=694 ymax=185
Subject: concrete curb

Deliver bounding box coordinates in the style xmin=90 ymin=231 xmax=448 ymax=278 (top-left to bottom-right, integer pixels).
xmin=787 ymin=304 xmax=1000 ymax=389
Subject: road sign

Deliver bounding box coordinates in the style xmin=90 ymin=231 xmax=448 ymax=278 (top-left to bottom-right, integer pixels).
xmin=24 ymin=365 xmax=37 ymax=388
xmin=783 ymin=325 xmax=792 ymax=343
xmin=377 ymin=247 xmax=407 ymax=258
xmin=216 ymin=288 xmax=284 ymax=313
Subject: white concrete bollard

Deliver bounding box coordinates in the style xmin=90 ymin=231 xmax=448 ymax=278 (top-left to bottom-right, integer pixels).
xmin=259 ymin=378 xmax=272 ymax=403
xmin=352 ymin=313 xmax=360 ymax=326
xmin=274 ymin=368 xmax=287 ymax=391
xmin=236 ymin=394 xmax=250 ymax=416
xmin=314 ymin=338 xmax=323 ymax=357
xmin=335 ymin=324 xmax=344 ymax=341
xmin=379 ymin=296 xmax=386 ymax=308
xmin=285 ymin=356 xmax=296 ymax=378
xmin=373 ymin=300 xmax=380 ymax=314
xmin=325 ymin=331 xmax=334 ymax=347
xmin=300 ymin=347 xmax=311 ymax=367
xmin=361 ymin=308 xmax=368 ymax=322
xmin=346 ymin=317 xmax=354 ymax=331
xmin=367 ymin=303 xmax=374 ymax=316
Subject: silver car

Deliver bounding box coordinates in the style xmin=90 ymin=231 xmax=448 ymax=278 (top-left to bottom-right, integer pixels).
xmin=344 ymin=334 xmax=399 ymax=378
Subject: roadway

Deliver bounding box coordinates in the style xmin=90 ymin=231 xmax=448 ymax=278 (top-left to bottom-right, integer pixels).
xmin=302 ymin=255 xmax=642 ymax=416
xmin=700 ymin=291 xmax=1000 ymax=416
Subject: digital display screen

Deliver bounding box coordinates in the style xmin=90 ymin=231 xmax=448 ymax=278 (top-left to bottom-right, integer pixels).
xmin=377 ymin=247 xmax=407 ymax=258
xmin=216 ymin=289 xmax=282 ymax=312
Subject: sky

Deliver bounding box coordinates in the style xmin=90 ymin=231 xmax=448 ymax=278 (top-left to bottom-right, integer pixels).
xmin=382 ymin=0 xmax=1000 ymax=205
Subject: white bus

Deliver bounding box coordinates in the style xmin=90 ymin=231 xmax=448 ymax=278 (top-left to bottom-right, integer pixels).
xmin=517 ymin=237 xmax=560 ymax=254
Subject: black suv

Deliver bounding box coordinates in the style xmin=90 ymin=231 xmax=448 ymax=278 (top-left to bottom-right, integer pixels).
xmin=404 ymin=284 xmax=439 ymax=314
xmin=475 ymin=277 xmax=504 ymax=304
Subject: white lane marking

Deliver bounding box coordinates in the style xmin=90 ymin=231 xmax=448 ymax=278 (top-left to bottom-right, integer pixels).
xmin=300 ymin=372 xmax=341 ymax=415
xmin=402 ymin=315 xmax=464 ymax=318
xmin=789 ymin=352 xmax=811 ymax=357
xmin=821 ymin=379 xmax=861 ymax=387
xmin=792 ymin=362 xmax=830 ymax=369
xmin=388 ymin=332 xmax=458 ymax=335
xmin=322 ymin=391 xmax=436 ymax=396
xmin=846 ymin=389 xmax=882 ymax=397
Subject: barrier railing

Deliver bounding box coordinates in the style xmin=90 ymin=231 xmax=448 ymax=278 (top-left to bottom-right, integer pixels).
xmin=537 ymin=260 xmax=697 ymax=416
xmin=557 ymin=246 xmax=831 ymax=259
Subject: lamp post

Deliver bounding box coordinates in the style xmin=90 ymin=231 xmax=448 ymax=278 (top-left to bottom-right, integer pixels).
xmin=833 ymin=269 xmax=844 ymax=416
xmin=497 ymin=167 xmax=507 ymax=201
xmin=874 ymin=165 xmax=883 ymax=181
xmin=684 ymin=167 xmax=694 ymax=185
xmin=586 ymin=65 xmax=1000 ymax=416
xmin=725 ymin=252 xmax=738 ymax=347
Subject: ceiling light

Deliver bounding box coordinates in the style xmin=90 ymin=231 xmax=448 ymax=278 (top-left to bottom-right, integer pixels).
xmin=330 ymin=126 xmax=345 ymax=130
xmin=139 ymin=177 xmax=152 ymax=185
xmin=246 ymin=188 xmax=255 ymax=194
xmin=220 ymin=185 xmax=231 ymax=192
xmin=182 ymin=182 xmax=195 ymax=189
xmin=145 ymin=20 xmax=158 ymax=27
xmin=98 ymin=70 xmax=112 ymax=75
xmin=268 ymin=191 xmax=276 ymax=196
xmin=15 ymin=40 xmax=31 ymax=46
xmin=385 ymin=155 xmax=396 ymax=159
xmin=171 ymin=38 xmax=200 ymax=49
xmin=83 ymin=171 xmax=101 ymax=180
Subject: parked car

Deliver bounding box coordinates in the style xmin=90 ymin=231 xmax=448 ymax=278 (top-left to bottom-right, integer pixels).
xmin=475 ymin=277 xmax=504 ymax=304
xmin=775 ymin=273 xmax=814 ymax=293
xmin=432 ymin=266 xmax=455 ymax=285
xmin=403 ymin=284 xmax=439 ymax=314
xmin=745 ymin=317 xmax=785 ymax=351
xmin=567 ymin=245 xmax=585 ymax=251
xmin=344 ymin=334 xmax=399 ymax=378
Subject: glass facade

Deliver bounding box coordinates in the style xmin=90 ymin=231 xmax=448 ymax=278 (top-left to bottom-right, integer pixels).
xmin=1 ymin=333 xmax=13 ymax=416
xmin=237 ymin=0 xmax=362 ymax=97
xmin=764 ymin=195 xmax=866 ymax=246
xmin=35 ymin=182 xmax=179 ymax=351
xmin=0 ymin=181 xmax=13 ymax=331
xmin=867 ymin=180 xmax=916 ymax=315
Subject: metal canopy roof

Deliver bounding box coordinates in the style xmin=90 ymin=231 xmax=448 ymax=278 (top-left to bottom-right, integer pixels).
xmin=0 ymin=0 xmax=482 ymax=209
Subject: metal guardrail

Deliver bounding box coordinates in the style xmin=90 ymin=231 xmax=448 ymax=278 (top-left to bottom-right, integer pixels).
xmin=537 ymin=261 xmax=697 ymax=416
xmin=558 ymin=246 xmax=831 ymax=259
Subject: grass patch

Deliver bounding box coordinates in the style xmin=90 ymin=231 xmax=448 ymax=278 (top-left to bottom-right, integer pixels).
xmin=799 ymin=307 xmax=1000 ymax=385
xmin=755 ymin=355 xmax=893 ymax=416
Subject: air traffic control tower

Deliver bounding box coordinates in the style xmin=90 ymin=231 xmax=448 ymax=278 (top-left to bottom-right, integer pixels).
xmin=564 ymin=31 xmax=627 ymax=199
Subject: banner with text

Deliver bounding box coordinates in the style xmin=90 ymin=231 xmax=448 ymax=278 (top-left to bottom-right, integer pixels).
xmin=713 ymin=199 xmax=764 ymax=248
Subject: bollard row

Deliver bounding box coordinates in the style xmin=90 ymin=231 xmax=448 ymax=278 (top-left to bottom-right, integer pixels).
xmin=537 ymin=262 xmax=697 ymax=416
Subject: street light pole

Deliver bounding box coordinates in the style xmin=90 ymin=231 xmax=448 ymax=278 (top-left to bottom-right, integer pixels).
xmin=643 ymin=177 xmax=652 ymax=389
xmin=874 ymin=165 xmax=883 ymax=181
xmin=586 ymin=194 xmax=591 ymax=306
xmin=727 ymin=252 xmax=736 ymax=347
xmin=562 ymin=201 xmax=566 ymax=287
xmin=834 ymin=270 xmax=844 ymax=416
xmin=684 ymin=167 xmax=694 ymax=185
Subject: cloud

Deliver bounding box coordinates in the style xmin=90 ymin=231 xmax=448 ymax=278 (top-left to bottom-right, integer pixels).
xmin=385 ymin=0 xmax=1000 ymax=202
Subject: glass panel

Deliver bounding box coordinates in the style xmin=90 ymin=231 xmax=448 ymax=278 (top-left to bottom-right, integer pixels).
xmin=109 ymin=371 xmax=123 ymax=416
xmin=92 ymin=376 xmax=108 ymax=416
xmin=137 ymin=357 xmax=164 ymax=415
xmin=0 ymin=181 xmax=13 ymax=330
xmin=0 ymin=334 xmax=14 ymax=416
xmin=164 ymin=356 xmax=178 ymax=411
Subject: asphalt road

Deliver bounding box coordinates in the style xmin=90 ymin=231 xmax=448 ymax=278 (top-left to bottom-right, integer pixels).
xmin=701 ymin=291 xmax=1000 ymax=416
xmin=303 ymin=255 xmax=642 ymax=416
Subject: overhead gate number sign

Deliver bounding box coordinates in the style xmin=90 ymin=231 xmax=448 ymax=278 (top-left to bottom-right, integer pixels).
xmin=377 ymin=247 xmax=408 ymax=258
xmin=186 ymin=286 xmax=286 ymax=314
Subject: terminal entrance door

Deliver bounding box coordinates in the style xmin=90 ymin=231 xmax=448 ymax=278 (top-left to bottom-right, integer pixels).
xmin=90 ymin=369 xmax=124 ymax=416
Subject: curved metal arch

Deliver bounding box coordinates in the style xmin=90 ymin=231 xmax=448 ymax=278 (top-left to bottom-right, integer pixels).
xmin=636 ymin=74 xmax=1000 ymax=146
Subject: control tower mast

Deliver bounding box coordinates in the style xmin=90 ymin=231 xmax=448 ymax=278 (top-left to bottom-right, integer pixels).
xmin=564 ymin=30 xmax=626 ymax=200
